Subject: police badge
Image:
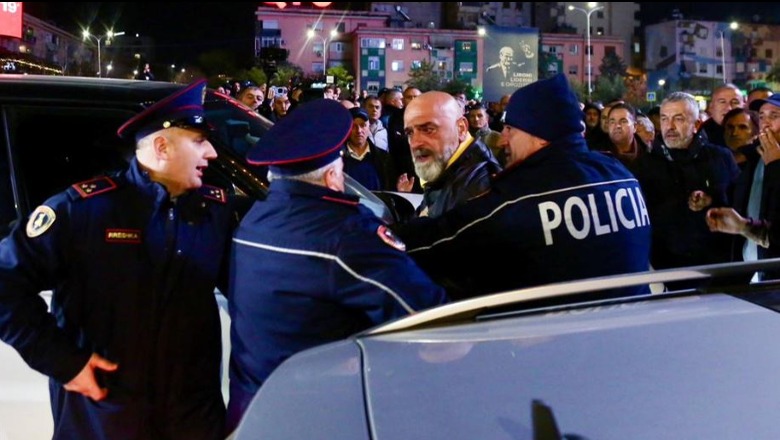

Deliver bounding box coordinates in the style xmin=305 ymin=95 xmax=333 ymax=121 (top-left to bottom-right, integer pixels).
xmin=26 ymin=205 xmax=56 ymax=238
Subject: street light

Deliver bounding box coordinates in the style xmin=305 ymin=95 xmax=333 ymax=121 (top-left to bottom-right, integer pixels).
xmin=82 ymin=29 xmax=125 ymax=77
xmin=306 ymin=28 xmax=338 ymax=75
xmin=719 ymin=21 xmax=739 ymax=84
xmin=568 ymin=2 xmax=604 ymax=99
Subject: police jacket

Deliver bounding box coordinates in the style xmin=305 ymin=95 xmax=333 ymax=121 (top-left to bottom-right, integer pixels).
xmin=394 ymin=133 xmax=652 ymax=301
xmin=418 ymin=137 xmax=502 ymax=218
xmin=632 ymin=134 xmax=740 ymax=270
xmin=226 ymin=179 xmax=447 ymax=431
xmin=0 ymin=158 xmax=234 ymax=440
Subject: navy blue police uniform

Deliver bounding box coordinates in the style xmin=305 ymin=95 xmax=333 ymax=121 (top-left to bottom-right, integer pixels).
xmin=225 ymin=99 xmax=448 ymax=433
xmin=0 ymin=80 xmax=234 ymax=440
xmin=393 ymin=74 xmax=652 ymax=301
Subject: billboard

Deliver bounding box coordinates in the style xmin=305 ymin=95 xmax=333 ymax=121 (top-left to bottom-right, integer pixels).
xmin=0 ymin=2 xmax=22 ymax=39
xmin=482 ymin=26 xmax=538 ymax=103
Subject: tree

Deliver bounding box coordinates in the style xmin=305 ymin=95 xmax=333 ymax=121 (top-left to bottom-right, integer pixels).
xmin=405 ymin=60 xmax=444 ymax=92
xmin=325 ymin=65 xmax=355 ymax=90
xmin=622 ymin=71 xmax=648 ymax=111
xmin=766 ymin=59 xmax=780 ymax=84
xmin=598 ymin=52 xmax=627 ymax=81
xmin=442 ymin=78 xmax=477 ymax=100
xmin=592 ymin=75 xmax=626 ymax=105
xmin=269 ymin=64 xmax=303 ymax=88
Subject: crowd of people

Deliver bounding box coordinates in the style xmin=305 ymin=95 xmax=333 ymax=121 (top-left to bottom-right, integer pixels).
xmin=0 ymin=72 xmax=778 ymax=439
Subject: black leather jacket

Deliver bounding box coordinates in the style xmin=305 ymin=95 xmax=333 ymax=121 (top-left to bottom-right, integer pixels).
xmin=417 ymin=138 xmax=502 ymax=218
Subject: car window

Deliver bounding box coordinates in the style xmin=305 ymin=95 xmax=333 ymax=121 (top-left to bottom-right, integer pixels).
xmin=0 ymin=137 xmax=15 ymax=237
xmin=5 ymin=105 xmax=136 ymax=232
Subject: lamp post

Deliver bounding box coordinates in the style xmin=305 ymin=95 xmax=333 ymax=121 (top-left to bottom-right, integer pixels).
xmin=306 ymin=28 xmax=338 ymax=75
xmin=82 ymin=29 xmax=125 ymax=77
xmin=568 ymin=2 xmax=604 ymax=99
xmin=719 ymin=21 xmax=739 ymax=84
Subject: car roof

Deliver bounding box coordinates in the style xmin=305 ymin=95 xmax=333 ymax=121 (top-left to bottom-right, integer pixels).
xmin=0 ymin=74 xmax=184 ymax=104
xmin=365 ymin=258 xmax=780 ymax=335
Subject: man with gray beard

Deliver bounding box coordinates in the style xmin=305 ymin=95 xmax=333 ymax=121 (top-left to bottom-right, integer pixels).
xmin=403 ymin=91 xmax=501 ymax=218
xmin=632 ymin=91 xmax=740 ymax=289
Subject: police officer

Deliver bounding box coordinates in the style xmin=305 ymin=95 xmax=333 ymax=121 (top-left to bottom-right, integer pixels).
xmin=393 ymin=73 xmax=652 ymax=300
xmin=0 ymin=80 xmax=234 ymax=440
xmin=226 ymin=99 xmax=448 ymax=434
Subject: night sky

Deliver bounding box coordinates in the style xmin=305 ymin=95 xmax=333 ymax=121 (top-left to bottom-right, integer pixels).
xmin=22 ymin=3 xmax=780 ymax=67
xmin=24 ymin=2 xmax=261 ymax=67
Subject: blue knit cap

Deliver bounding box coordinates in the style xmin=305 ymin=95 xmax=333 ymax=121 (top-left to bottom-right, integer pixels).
xmin=504 ymin=73 xmax=584 ymax=141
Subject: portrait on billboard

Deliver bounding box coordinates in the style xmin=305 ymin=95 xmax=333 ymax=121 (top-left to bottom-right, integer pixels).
xmin=482 ymin=27 xmax=539 ymax=103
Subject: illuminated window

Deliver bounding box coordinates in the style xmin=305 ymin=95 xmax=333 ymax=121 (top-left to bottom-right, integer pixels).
xmin=391 ymin=60 xmax=404 ymax=72
xmin=361 ymin=38 xmax=386 ymax=49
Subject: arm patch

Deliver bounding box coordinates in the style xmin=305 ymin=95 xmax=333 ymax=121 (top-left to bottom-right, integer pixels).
xmin=71 ymin=176 xmax=118 ymax=198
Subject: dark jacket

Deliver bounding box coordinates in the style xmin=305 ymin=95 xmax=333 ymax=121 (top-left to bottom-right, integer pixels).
xmin=599 ymin=133 xmax=650 ymax=171
xmin=342 ymin=138 xmax=398 ymax=191
xmin=394 ymin=133 xmax=652 ymax=301
xmin=387 ymin=107 xmax=422 ymax=193
xmin=729 ymin=144 xmax=780 ymax=279
xmin=698 ymin=118 xmax=726 ymax=147
xmin=226 ymin=179 xmax=447 ymax=433
xmin=0 ymin=159 xmax=234 ymax=440
xmin=418 ymin=137 xmax=502 ymax=218
xmin=632 ymin=133 xmax=740 ymax=273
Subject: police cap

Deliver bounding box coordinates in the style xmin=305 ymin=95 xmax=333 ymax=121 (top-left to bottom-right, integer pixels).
xmin=117 ymin=79 xmax=211 ymax=142
xmin=247 ymin=99 xmax=351 ymax=176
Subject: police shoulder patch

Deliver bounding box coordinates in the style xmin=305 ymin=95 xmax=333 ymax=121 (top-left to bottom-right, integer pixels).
xmin=200 ymin=185 xmax=227 ymax=204
xmin=72 ymin=176 xmax=118 ymax=198
xmin=377 ymin=225 xmax=406 ymax=252
xmin=26 ymin=205 xmax=56 ymax=238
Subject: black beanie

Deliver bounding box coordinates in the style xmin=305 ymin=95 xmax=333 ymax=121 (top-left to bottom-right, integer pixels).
xmin=504 ymin=73 xmax=585 ymax=141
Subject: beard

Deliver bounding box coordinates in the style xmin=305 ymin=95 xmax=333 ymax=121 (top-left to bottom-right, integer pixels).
xmin=413 ymin=146 xmax=454 ymax=182
xmin=414 ymin=158 xmax=445 ymax=182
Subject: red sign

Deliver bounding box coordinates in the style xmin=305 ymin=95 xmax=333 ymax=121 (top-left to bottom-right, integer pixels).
xmin=263 ymin=2 xmax=332 ymax=9
xmin=0 ymin=2 xmax=22 ymax=39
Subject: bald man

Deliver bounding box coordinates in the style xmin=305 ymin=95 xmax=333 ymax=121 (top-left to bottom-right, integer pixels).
xmin=403 ymin=91 xmax=502 ymax=218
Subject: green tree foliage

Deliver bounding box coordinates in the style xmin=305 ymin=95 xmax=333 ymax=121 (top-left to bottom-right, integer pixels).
xmin=592 ymin=75 xmax=626 ymax=105
xmin=442 ymin=78 xmax=478 ymax=100
xmin=598 ymin=52 xmax=627 ymax=81
xmin=405 ymin=60 xmax=444 ymax=92
xmin=325 ymin=65 xmax=355 ymax=90
xmin=269 ymin=64 xmax=303 ymax=87
xmin=766 ymin=60 xmax=780 ymax=84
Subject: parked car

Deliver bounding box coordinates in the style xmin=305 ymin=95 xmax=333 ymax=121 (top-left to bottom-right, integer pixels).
xmin=0 ymin=74 xmax=403 ymax=439
xmin=233 ymin=258 xmax=780 ymax=440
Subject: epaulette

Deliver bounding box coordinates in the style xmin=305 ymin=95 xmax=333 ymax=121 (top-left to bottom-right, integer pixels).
xmin=200 ymin=185 xmax=227 ymax=204
xmin=70 ymin=176 xmax=118 ymax=199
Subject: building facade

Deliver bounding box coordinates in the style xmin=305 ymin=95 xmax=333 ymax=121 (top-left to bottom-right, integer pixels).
xmin=646 ymin=19 xmax=780 ymax=94
xmin=254 ymin=4 xmax=626 ymax=100
xmin=0 ymin=13 xmax=84 ymax=75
